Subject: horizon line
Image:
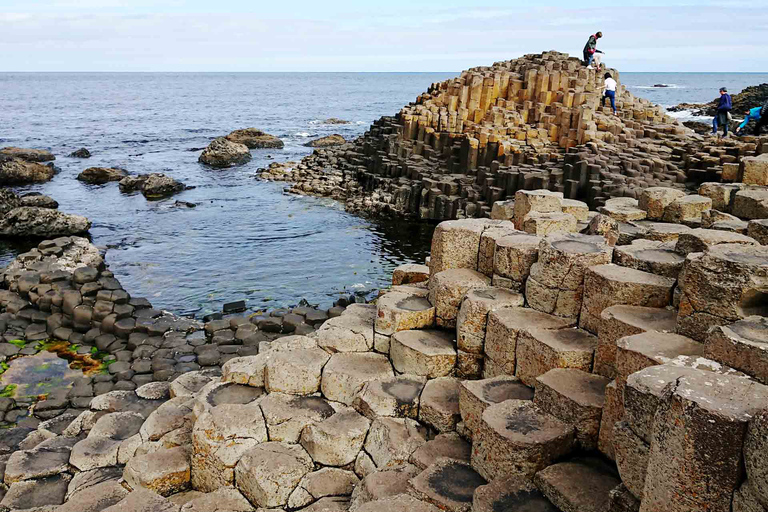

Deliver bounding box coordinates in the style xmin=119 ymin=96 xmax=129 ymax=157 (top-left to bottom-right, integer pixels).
xmin=1 ymin=70 xmax=768 ymax=74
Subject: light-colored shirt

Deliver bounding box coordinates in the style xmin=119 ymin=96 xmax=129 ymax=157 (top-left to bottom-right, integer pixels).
xmin=604 ymin=78 xmax=617 ymax=92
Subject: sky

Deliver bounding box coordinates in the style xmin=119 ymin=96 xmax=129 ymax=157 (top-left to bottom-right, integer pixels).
xmin=1 ymin=0 xmax=767 ymax=72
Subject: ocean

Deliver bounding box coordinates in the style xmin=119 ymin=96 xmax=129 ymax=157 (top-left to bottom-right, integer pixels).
xmin=1 ymin=71 xmax=766 ymax=316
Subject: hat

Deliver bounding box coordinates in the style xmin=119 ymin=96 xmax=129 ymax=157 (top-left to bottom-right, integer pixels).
xmin=720 ymin=87 xmax=728 ymax=92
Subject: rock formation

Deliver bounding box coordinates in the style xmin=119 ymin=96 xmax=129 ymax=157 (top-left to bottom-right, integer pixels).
xmin=0 ymin=157 xmax=55 ymax=185
xmin=0 ymin=147 xmax=55 ymax=163
xmin=0 ymin=189 xmax=88 ymax=238
xmin=119 ymin=173 xmax=186 ymax=200
xmin=225 ymin=128 xmax=284 ymax=149
xmin=258 ymin=52 xmax=768 ymax=223
xmin=305 ymin=134 xmax=346 ymax=148
xmin=76 ymin=167 xmax=128 ymax=185
xmin=69 ymin=148 xmax=91 ymax=158
xmin=19 ymin=193 xmax=58 ymax=209
xmin=199 ymin=137 xmax=252 ymax=168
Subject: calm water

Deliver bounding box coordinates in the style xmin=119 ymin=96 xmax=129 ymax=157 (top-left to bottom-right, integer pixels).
xmin=0 ymin=71 xmax=765 ymax=316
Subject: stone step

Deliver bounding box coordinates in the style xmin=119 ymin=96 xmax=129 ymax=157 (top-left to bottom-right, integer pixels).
xmin=635 ymin=221 xmax=691 ymax=243
xmin=579 ymin=264 xmax=675 ymax=334
xmin=533 ymin=368 xmax=611 ymax=450
xmin=615 ymin=331 xmax=704 ymax=392
xmin=375 ymin=290 xmax=435 ymax=339
xmin=515 ymin=327 xmax=598 ymax=387
xmin=459 ymin=376 xmax=534 ymax=436
xmin=456 ymin=287 xmax=523 ymax=362
xmin=484 ymin=307 xmax=574 ymax=378
xmin=704 ymin=316 xmax=768 ymax=385
xmin=595 ymin=305 xmax=677 ymax=379
xmin=492 ymin=233 xmax=541 ymax=291
xmin=429 ymin=219 xmax=498 ymax=276
xmin=478 ymin=224 xmax=521 ymax=277
xmin=470 ymin=399 xmax=574 ymax=481
xmin=260 ymin=393 xmax=335 ymax=443
xmin=409 ymin=432 xmax=471 ymax=470
xmin=641 ymin=368 xmax=768 ymax=512
xmin=123 ymin=445 xmax=191 ymax=497
xmin=265 ymin=344 xmax=330 ymax=396
xmin=317 ymin=311 xmax=375 ymax=353
xmin=235 ymin=441 xmax=313 ymax=509
xmin=409 ymin=460 xmax=486 ymax=512
xmin=392 ymin=263 xmax=430 ymax=285
xmin=675 ymin=228 xmax=758 ymax=256
xmin=428 ymin=269 xmax=491 ymax=328
xmin=300 ymin=410 xmax=371 ymax=468
xmin=350 ymin=464 xmax=421 ymax=509
xmin=676 ymin=243 xmax=768 ymax=341
xmin=613 ymin=239 xmax=684 ymax=279
xmin=523 ymin=212 xmax=578 ymax=236
xmin=514 ymin=190 xmax=564 ymax=230
xmin=534 ymin=457 xmax=622 ymax=512
xmin=390 ymin=330 xmax=457 ymax=378
xmin=364 ymin=417 xmax=428 ymax=469
xmin=597 ymin=380 xmax=622 ymax=461
xmin=353 ymin=374 xmax=426 ymax=420
xmin=321 ymin=353 xmax=394 ymax=405
xmin=525 ymin=233 xmax=613 ymax=322
xmin=472 ymin=475 xmax=558 ymax=512
xmin=419 ymin=377 xmax=461 ymax=433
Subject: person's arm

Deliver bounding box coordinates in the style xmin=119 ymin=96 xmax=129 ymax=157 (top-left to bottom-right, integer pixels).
xmin=724 ymin=95 xmax=732 ymax=111
xmin=738 ymin=116 xmax=751 ymax=131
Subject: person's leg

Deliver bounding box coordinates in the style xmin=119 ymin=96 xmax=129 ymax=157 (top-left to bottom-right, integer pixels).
xmin=601 ymin=92 xmax=606 ymax=107
xmin=712 ymin=115 xmax=718 ymax=134
xmin=755 ymin=117 xmax=767 ymax=136
xmin=586 ymin=53 xmax=594 ymax=67
xmin=722 ymin=112 xmax=729 ymax=135
xmin=609 ymin=91 xmax=617 ymax=113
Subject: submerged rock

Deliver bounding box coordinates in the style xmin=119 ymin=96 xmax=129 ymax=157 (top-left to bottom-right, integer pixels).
xmin=0 ymin=157 xmax=55 ymax=185
xmin=323 ymin=118 xmax=350 ymax=125
xmin=0 ymin=146 xmax=55 ymax=162
xmin=119 ymin=173 xmax=186 ymax=200
xmin=69 ymin=148 xmax=91 ymax=158
xmin=305 ymin=134 xmax=346 ymax=148
xmin=77 ymin=167 xmax=128 ymax=185
xmin=225 ymin=128 xmax=284 ymax=149
xmin=199 ymin=137 xmax=252 ymax=168
xmin=0 ymin=207 xmax=91 ymax=237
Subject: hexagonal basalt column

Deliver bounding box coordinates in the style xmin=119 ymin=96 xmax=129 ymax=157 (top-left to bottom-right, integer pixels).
xmin=390 ymin=330 xmax=456 ymax=378
xmin=375 ymin=290 xmax=435 ymax=337
xmin=428 ymin=269 xmax=490 ymax=328
xmin=515 ymin=327 xmax=598 ymax=387
xmin=492 ymin=233 xmax=541 ymax=291
xmin=456 ymin=287 xmax=523 ymax=356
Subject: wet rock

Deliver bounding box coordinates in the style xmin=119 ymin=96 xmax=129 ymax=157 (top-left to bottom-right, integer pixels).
xmin=0 ymin=207 xmax=91 ymax=237
xmin=69 ymin=147 xmax=91 ymax=158
xmin=77 ymin=167 xmax=128 ymax=185
xmin=199 ymin=137 xmax=252 ymax=168
xmin=306 ymin=134 xmax=346 ymax=147
xmin=409 ymin=460 xmax=486 ymax=512
xmin=0 ymin=146 xmax=55 ymax=162
xmin=123 ymin=173 xmax=187 ymax=199
xmin=0 ymin=156 xmax=55 ymax=184
xmin=20 ymin=193 xmax=58 ymax=209
xmin=225 ymin=128 xmax=284 ymax=149
xmin=473 ymin=475 xmax=557 ymax=512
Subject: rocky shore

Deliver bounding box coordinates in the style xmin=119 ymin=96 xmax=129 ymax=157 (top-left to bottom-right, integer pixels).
xmin=258 ymin=52 xmax=768 ymax=223
xmin=2 ymin=50 xmax=768 ymax=512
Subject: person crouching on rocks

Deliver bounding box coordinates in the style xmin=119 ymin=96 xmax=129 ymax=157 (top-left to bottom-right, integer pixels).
xmin=712 ymin=87 xmax=732 ymax=137
xmin=735 ymin=106 xmax=763 ymax=136
xmin=602 ymin=73 xmax=618 ymax=115
xmin=583 ymin=32 xmax=603 ymax=68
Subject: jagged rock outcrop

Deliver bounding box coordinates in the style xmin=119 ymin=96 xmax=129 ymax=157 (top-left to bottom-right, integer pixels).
xmin=77 ymin=167 xmax=128 ymax=185
xmin=225 ymin=128 xmax=284 ymax=149
xmin=20 ymin=193 xmax=58 ymax=209
xmin=0 ymin=156 xmax=55 ymax=185
xmin=118 ymin=173 xmax=186 ymax=199
xmin=0 ymin=147 xmax=55 ymax=162
xmin=199 ymin=137 xmax=252 ymax=168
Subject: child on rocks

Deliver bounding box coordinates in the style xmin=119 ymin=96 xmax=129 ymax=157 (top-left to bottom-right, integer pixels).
xmin=602 ymin=73 xmax=618 ymax=115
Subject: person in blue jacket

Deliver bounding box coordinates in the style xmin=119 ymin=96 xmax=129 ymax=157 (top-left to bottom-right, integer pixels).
xmin=712 ymin=87 xmax=732 ymax=136
xmin=736 ymin=107 xmax=762 ymax=136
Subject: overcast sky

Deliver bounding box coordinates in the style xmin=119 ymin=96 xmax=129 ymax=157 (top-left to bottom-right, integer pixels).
xmin=1 ymin=0 xmax=766 ymax=72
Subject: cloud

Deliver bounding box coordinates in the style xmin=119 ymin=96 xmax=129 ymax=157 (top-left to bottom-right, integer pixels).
xmin=0 ymin=4 xmax=766 ymax=72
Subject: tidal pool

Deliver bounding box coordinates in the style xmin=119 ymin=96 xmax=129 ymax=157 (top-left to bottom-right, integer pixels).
xmin=0 ymin=343 xmax=106 ymax=401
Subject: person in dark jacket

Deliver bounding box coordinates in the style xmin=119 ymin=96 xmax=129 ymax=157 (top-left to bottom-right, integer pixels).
xmin=756 ymin=100 xmax=768 ymax=135
xmin=712 ymin=87 xmax=732 ymax=136
xmin=583 ymin=32 xmax=603 ymax=68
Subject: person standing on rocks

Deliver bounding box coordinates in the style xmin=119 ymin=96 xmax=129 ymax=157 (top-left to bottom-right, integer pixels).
xmin=602 ymin=73 xmax=618 ymax=115
xmin=583 ymin=32 xmax=603 ymax=68
xmin=712 ymin=87 xmax=732 ymax=137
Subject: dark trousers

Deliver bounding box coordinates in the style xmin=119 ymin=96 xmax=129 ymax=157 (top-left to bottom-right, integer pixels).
xmin=755 ymin=116 xmax=767 ymax=135
xmin=602 ymin=90 xmax=616 ymax=113
xmin=583 ymin=51 xmax=594 ymax=66
xmin=717 ymin=111 xmax=730 ymax=135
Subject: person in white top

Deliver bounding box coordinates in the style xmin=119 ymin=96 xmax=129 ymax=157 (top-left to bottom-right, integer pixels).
xmin=602 ymin=73 xmax=618 ymax=115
